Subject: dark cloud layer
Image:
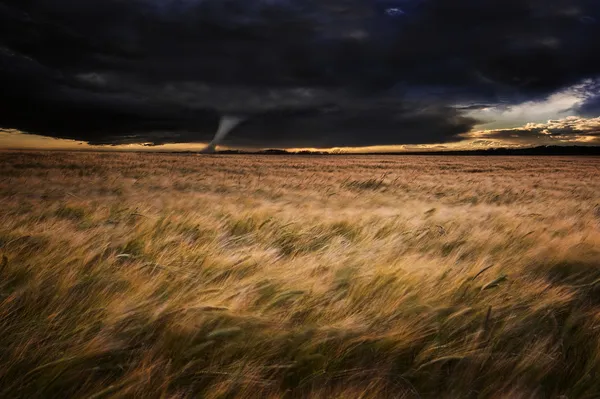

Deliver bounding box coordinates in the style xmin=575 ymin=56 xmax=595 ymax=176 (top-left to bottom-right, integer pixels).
xmin=1 ymin=0 xmax=599 ymax=147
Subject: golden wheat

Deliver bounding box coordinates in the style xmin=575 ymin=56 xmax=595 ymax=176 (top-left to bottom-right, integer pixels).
xmin=1 ymin=151 xmax=599 ymax=398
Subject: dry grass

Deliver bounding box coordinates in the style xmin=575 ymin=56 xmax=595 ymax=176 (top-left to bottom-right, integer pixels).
xmin=1 ymin=151 xmax=600 ymax=398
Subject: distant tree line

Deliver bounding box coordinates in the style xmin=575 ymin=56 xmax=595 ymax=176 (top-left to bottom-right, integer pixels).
xmin=216 ymin=146 xmax=600 ymax=156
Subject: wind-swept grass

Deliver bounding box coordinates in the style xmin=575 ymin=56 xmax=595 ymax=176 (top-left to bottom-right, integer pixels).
xmin=1 ymin=151 xmax=600 ymax=398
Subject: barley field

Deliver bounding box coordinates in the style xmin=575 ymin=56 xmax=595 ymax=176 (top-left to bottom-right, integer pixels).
xmin=1 ymin=151 xmax=600 ymax=398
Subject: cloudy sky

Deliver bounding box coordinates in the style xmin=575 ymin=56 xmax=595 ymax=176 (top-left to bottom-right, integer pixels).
xmin=1 ymin=0 xmax=599 ymax=151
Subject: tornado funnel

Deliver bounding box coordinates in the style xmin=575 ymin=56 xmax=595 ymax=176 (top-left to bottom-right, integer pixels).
xmin=201 ymin=115 xmax=246 ymax=153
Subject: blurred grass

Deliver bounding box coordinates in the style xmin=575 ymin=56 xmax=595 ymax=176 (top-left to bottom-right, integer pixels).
xmin=1 ymin=151 xmax=600 ymax=398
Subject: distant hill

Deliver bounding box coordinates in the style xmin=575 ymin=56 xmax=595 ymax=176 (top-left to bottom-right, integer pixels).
xmin=217 ymin=146 xmax=600 ymax=156
xmin=377 ymin=146 xmax=600 ymax=156
xmin=22 ymin=145 xmax=598 ymax=156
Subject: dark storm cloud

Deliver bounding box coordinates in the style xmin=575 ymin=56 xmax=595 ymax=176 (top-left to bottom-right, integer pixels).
xmin=1 ymin=0 xmax=600 ymax=147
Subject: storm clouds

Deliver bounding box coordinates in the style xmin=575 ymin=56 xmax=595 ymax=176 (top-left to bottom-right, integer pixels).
xmin=1 ymin=0 xmax=599 ymax=148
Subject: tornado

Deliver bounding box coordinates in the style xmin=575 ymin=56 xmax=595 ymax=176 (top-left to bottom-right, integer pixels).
xmin=201 ymin=115 xmax=246 ymax=153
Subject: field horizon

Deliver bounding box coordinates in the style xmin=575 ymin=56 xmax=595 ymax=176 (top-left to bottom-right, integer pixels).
xmin=1 ymin=151 xmax=600 ymax=398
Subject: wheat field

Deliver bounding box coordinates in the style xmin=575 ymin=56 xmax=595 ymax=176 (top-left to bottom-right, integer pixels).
xmin=1 ymin=151 xmax=600 ymax=398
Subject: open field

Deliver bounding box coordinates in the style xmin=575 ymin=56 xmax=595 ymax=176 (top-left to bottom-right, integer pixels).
xmin=1 ymin=151 xmax=600 ymax=398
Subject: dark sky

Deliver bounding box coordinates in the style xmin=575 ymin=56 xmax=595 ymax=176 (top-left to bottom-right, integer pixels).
xmin=1 ymin=0 xmax=599 ymax=148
